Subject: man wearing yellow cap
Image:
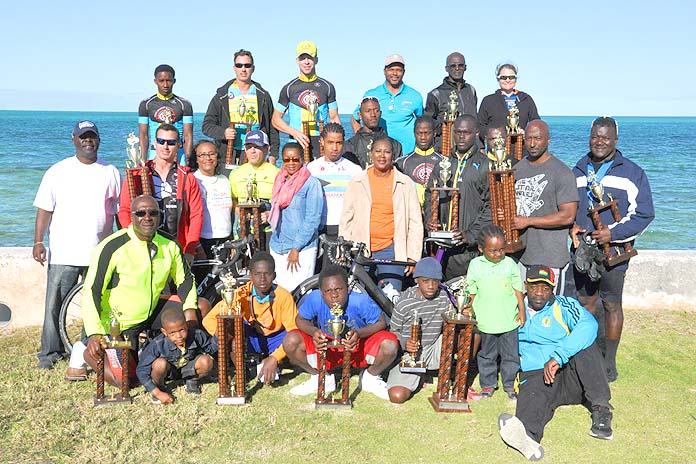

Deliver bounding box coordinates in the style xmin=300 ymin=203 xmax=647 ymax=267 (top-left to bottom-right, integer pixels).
xmin=271 ymin=41 xmax=341 ymax=160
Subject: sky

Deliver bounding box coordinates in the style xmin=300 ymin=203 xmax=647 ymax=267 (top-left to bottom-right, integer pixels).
xmin=0 ymin=0 xmax=693 ymax=116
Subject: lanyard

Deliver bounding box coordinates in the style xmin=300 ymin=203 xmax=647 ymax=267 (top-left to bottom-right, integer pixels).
xmin=586 ymin=160 xmax=614 ymax=203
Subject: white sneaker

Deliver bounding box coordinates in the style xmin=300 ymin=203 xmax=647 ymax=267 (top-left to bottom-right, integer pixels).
xmin=289 ymin=373 xmax=336 ymax=396
xmin=360 ymin=370 xmax=389 ymax=400
xmin=498 ymin=413 xmax=544 ymax=461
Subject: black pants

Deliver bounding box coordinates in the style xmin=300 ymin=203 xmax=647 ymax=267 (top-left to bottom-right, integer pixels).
xmin=516 ymin=343 xmax=611 ymax=442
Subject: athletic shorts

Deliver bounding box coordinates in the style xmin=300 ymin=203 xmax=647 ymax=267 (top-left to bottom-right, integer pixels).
xmin=574 ymin=265 xmax=625 ymax=303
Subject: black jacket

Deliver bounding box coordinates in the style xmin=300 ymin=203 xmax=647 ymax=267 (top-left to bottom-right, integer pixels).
xmin=202 ymin=79 xmax=279 ymax=156
xmin=477 ymin=89 xmax=539 ymax=140
xmin=343 ymin=127 xmax=403 ymax=168
xmin=425 ymin=77 xmax=478 ymax=126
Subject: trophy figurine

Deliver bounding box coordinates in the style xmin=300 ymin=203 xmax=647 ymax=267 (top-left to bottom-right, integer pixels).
xmin=216 ymin=272 xmax=247 ymax=406
xmin=506 ymin=105 xmax=520 ymax=135
xmin=302 ymin=93 xmax=319 ymax=163
xmin=440 ymin=90 xmax=459 ymax=157
xmin=124 ymin=132 xmax=153 ymax=200
xmin=506 ymin=104 xmax=524 ymax=160
xmin=315 ymin=303 xmax=352 ymax=410
xmin=586 ymin=173 xmax=637 ymax=266
xmin=94 ymin=309 xmax=132 ymax=407
xmin=429 ymin=281 xmax=476 ymax=413
xmin=429 ymin=156 xmax=460 ymax=243
xmin=399 ymin=309 xmax=426 ymax=374
xmin=237 ymin=175 xmax=263 ymax=247
xmin=365 ymin=138 xmax=374 ymax=167
xmin=488 ymin=134 xmax=524 ymax=253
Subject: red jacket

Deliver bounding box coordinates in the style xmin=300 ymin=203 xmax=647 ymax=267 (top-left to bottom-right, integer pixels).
xmin=118 ymin=161 xmax=203 ymax=255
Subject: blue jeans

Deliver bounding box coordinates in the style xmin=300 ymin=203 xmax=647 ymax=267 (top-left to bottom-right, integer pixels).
xmin=369 ymin=243 xmax=404 ymax=292
xmin=38 ymin=264 xmax=85 ymax=364
xmin=477 ymin=328 xmax=520 ymax=392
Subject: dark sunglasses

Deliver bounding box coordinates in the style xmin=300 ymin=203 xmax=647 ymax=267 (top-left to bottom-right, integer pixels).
xmin=234 ymin=63 xmax=253 ymax=68
xmin=498 ymin=75 xmax=517 ymax=81
xmin=133 ymin=209 xmax=160 ymax=218
xmin=283 ymin=157 xmax=301 ymax=163
xmin=156 ymin=138 xmax=178 ymax=146
xmin=447 ymin=63 xmax=466 ymax=69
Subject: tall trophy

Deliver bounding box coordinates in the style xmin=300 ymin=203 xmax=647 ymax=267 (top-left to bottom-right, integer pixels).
xmin=237 ymin=175 xmax=263 ymax=248
xmin=488 ymin=134 xmax=524 ymax=253
xmin=94 ymin=309 xmax=132 ymax=407
xmin=399 ymin=309 xmax=426 ymax=374
xmin=302 ymin=93 xmax=319 ymax=163
xmin=429 ymin=156 xmax=460 ymax=243
xmin=506 ymin=104 xmax=524 ymax=161
xmin=440 ymin=91 xmax=459 ymax=157
xmin=125 ymin=132 xmax=153 ymax=200
xmin=216 ymin=273 xmax=247 ymax=405
xmin=316 ymin=303 xmax=352 ymax=410
xmin=586 ymin=173 xmax=637 ymax=266
xmin=225 ymin=97 xmax=255 ymax=169
xmin=429 ymin=280 xmax=476 ymax=413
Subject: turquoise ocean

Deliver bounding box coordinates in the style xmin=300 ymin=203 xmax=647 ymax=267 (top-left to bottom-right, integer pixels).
xmin=1 ymin=110 xmax=694 ymax=249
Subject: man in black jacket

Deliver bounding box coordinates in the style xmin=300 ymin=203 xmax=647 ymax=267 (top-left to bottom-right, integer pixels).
xmin=202 ymin=49 xmax=279 ymax=167
xmin=343 ymin=97 xmax=402 ymax=168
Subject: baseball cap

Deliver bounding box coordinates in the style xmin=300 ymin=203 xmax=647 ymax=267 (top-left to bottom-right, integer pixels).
xmin=525 ymin=265 xmax=556 ymax=287
xmin=296 ymin=41 xmax=317 ymax=58
xmin=72 ymin=120 xmax=99 ymax=137
xmin=413 ymin=257 xmax=442 ymax=280
xmin=244 ymin=130 xmax=269 ymax=147
xmin=384 ymin=54 xmax=405 ymax=68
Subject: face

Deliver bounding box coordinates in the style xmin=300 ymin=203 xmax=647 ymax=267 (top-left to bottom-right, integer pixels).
xmin=485 ymin=127 xmax=505 ymax=153
xmin=359 ymin=99 xmax=382 ymax=130
xmin=320 ymin=275 xmax=348 ymax=309
xmin=526 ymin=282 xmax=553 ymax=310
xmin=414 ymin=122 xmax=434 ymax=150
xmin=371 ymin=139 xmax=393 ymax=173
xmin=497 ymin=66 xmax=517 ymax=93
xmin=383 ymin=64 xmax=404 ymax=88
xmin=251 ymin=260 xmax=275 ymax=296
xmin=321 ymin=132 xmax=344 ymax=162
xmin=479 ymin=235 xmax=505 ymax=264
xmin=244 ymin=144 xmax=268 ymax=167
xmin=131 ymin=197 xmax=160 ymax=240
xmin=282 ymin=147 xmax=303 ymax=175
xmin=154 ymin=71 xmax=175 ymax=96
xmin=154 ymin=129 xmax=180 ymax=163
xmin=296 ymin=54 xmax=316 ymax=76
xmin=453 ymin=120 xmax=478 ymax=153
xmin=195 ymin=142 xmax=218 ymax=175
xmin=589 ymin=125 xmax=618 ymax=162
xmin=416 ymin=277 xmax=439 ymax=299
xmin=446 ymin=53 xmax=466 ymax=80
xmin=161 ymin=318 xmax=188 ymax=348
xmin=233 ymin=55 xmax=254 ymax=83
xmin=72 ymin=132 xmax=100 ymax=160
xmin=524 ymin=122 xmax=550 ymax=159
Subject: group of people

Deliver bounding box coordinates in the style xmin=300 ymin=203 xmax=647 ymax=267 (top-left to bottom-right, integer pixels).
xmin=32 ymin=41 xmax=655 ymax=461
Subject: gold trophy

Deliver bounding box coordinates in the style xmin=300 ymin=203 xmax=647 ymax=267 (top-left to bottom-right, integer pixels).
xmin=125 ymin=132 xmax=152 ymax=199
xmin=125 ymin=132 xmax=141 ymax=168
xmin=446 ymin=91 xmax=459 ymax=121
xmin=326 ymin=303 xmax=346 ymax=348
xmin=237 ymin=174 xmax=263 ymax=247
xmin=400 ymin=309 xmax=426 ymax=373
xmin=365 ymin=138 xmax=374 ymax=167
xmin=429 ymin=156 xmax=460 ymax=242
xmin=316 ymin=302 xmax=352 ymax=409
xmin=94 ymin=309 xmax=132 ymax=406
xmin=488 ymin=134 xmax=524 ymax=253
xmin=506 ymin=104 xmax=524 ymax=160
xmin=506 ymin=105 xmax=520 ymax=135
xmin=589 ymin=173 xmax=607 ymax=207
xmin=302 ymin=93 xmax=320 ymax=163
xmin=216 ymin=272 xmax=247 ymax=406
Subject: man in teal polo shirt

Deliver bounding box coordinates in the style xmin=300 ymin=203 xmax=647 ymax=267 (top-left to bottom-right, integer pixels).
xmin=350 ymin=54 xmax=423 ymax=154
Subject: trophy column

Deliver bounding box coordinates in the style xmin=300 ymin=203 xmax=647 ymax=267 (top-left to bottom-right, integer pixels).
xmin=94 ymin=341 xmax=133 ymax=406
xmin=315 ymin=303 xmax=352 ymax=410
xmin=217 ymin=274 xmax=248 ymax=406
xmin=488 ymin=134 xmax=524 ymax=253
xmin=428 ymin=156 xmax=460 ymax=244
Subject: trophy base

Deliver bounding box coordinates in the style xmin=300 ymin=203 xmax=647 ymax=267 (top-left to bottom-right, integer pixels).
xmin=429 ymin=394 xmax=471 ymax=413
xmin=94 ymin=395 xmax=132 ymax=407
xmin=238 ymin=201 xmax=263 ymax=208
xmin=400 ymin=362 xmax=426 ymax=374
xmin=315 ymin=399 xmax=352 ymax=410
xmin=605 ymin=249 xmax=637 ymax=267
xmin=217 ymin=395 xmax=247 ymax=406
xmin=504 ymin=240 xmax=525 ymax=254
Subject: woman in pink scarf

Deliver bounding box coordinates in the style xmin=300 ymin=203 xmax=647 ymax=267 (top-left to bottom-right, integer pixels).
xmin=268 ymin=143 xmax=324 ymax=292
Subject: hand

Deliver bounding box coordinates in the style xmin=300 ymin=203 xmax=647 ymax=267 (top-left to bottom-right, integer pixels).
xmin=86 ymin=335 xmax=104 ymax=360
xmin=293 ymin=129 xmax=310 ymax=149
xmin=543 ymin=358 xmax=560 ymax=384
xmin=404 ymin=337 xmax=419 ymax=353
xmin=451 ymin=229 xmax=464 ymax=246
xmin=404 ymin=258 xmax=416 ymax=276
xmin=287 ymin=248 xmax=301 ymax=273
xmin=224 ymin=127 xmax=236 ymax=141
xmin=591 ymin=227 xmax=612 ymax=245
xmin=570 ymin=223 xmax=586 ymax=249
xmin=516 ymin=309 xmax=526 ymax=327
xmin=32 ymin=243 xmax=47 ymax=265
xmin=341 ymin=330 xmax=358 ymax=351
xmin=512 ymin=215 xmax=531 ymax=230
xmin=152 ymin=388 xmax=175 ymax=404
xmin=257 ymin=356 xmax=278 ymax=385
xmin=312 ymin=328 xmax=328 ymax=352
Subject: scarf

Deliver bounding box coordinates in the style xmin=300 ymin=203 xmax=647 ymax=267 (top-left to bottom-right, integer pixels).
xmin=269 ymin=165 xmax=311 ymax=229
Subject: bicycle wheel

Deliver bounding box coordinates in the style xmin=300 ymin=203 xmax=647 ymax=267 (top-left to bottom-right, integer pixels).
xmin=202 ymin=275 xmax=251 ymax=308
xmin=58 ymin=281 xmax=85 ymax=353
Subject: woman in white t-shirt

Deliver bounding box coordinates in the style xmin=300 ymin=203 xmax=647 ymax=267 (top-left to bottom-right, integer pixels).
xmin=191 ymin=141 xmax=233 ymax=258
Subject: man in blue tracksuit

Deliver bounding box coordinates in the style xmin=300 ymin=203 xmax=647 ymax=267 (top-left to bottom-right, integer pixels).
xmin=571 ymin=116 xmax=654 ymax=382
xmin=498 ymin=265 xmax=613 ymax=461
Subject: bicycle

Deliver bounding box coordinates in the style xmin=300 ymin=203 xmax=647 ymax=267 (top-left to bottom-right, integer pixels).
xmin=58 ymin=236 xmax=254 ymax=353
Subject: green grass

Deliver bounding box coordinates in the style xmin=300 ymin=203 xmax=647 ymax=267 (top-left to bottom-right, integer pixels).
xmin=1 ymin=308 xmax=695 ymax=463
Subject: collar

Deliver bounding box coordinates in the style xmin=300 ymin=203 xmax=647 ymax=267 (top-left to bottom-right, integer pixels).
xmin=578 ymin=149 xmax=624 ymax=174
xmin=455 ymin=146 xmax=476 ymax=161
xmin=157 ymin=92 xmax=174 ymax=101
xmin=299 ymin=73 xmax=317 ymax=83
xmin=414 ymin=147 xmax=435 ymax=156
xmin=382 ymin=82 xmax=404 ymax=96
xmin=251 ymin=284 xmax=275 ymax=303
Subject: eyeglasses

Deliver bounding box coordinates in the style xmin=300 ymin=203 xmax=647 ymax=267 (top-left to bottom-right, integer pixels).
xmin=234 ymin=63 xmax=253 ymax=68
xmin=196 ymin=152 xmax=217 ymax=158
xmin=447 ymin=63 xmax=466 ymax=69
xmin=156 ymin=138 xmax=178 ymax=146
xmin=498 ymin=75 xmax=517 ymax=81
xmin=133 ymin=209 xmax=160 ymax=218
xmin=283 ymin=157 xmax=301 ymax=163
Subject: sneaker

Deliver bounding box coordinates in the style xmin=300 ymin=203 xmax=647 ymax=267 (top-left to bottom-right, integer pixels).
xmin=185 ymin=379 xmax=201 ymax=395
xmin=289 ymin=373 xmax=336 ymax=396
xmin=589 ymin=405 xmax=614 ymax=440
xmin=506 ymin=390 xmax=518 ymax=400
xmin=480 ymin=387 xmax=495 ymax=398
xmin=498 ymin=413 xmax=545 ymax=461
xmin=467 ymin=386 xmax=482 ymax=401
xmin=360 ymin=371 xmax=389 ymax=400
xmin=64 ymin=367 xmax=88 ymax=381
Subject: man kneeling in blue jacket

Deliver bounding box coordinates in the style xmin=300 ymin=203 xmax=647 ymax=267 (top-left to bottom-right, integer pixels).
xmin=498 ymin=265 xmax=613 ymax=461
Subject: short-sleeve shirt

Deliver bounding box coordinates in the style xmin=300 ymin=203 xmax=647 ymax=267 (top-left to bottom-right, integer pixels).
xmin=275 ymin=75 xmax=338 ymax=136
xmin=138 ymin=94 xmax=193 ymax=163
xmin=307 ymin=156 xmax=362 ymax=227
xmin=514 ymin=155 xmax=579 ymax=268
xmin=298 ymin=290 xmax=381 ymax=336
xmin=228 ymin=162 xmax=279 ymax=202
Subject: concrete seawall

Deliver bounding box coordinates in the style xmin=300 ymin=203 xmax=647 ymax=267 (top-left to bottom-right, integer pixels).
xmin=1 ymin=247 xmax=694 ymax=331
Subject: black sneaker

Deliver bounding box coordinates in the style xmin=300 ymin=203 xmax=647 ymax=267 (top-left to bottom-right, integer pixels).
xmin=185 ymin=378 xmax=201 ymax=395
xmin=589 ymin=405 xmax=613 ymax=440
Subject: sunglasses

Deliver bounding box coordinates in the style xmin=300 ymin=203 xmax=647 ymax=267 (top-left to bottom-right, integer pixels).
xmin=156 ymin=138 xmax=178 ymax=146
xmin=448 ymin=63 xmax=466 ymax=69
xmin=283 ymin=157 xmax=301 ymax=163
xmin=234 ymin=63 xmax=253 ymax=68
xmin=133 ymin=209 xmax=160 ymax=218
xmin=498 ymin=75 xmax=517 ymax=81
